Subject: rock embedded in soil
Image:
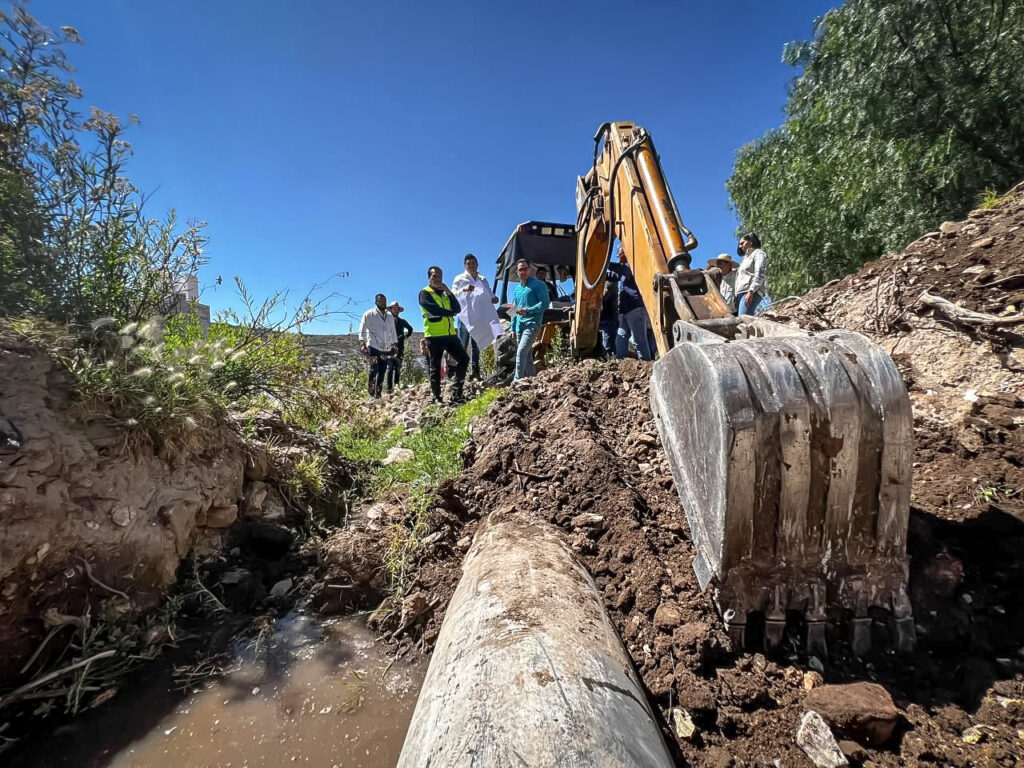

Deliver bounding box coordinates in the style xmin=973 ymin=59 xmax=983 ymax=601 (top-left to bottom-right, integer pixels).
xmin=837 ymin=739 xmax=867 ymax=762
xmin=797 ymin=710 xmax=849 ymax=768
xmin=671 ymin=707 xmax=696 ymax=739
xmin=653 ymin=603 xmax=682 ymax=630
xmin=805 ymin=682 xmax=899 ymax=747
xmin=204 ymin=504 xmax=239 ymax=528
xmin=383 ymin=446 xmax=415 ymax=465
xmin=570 ymin=512 xmax=605 ymax=531
xmin=803 ymin=671 xmax=824 ymax=690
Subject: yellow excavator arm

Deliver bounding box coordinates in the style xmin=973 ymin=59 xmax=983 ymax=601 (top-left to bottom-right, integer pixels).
xmin=572 ymin=122 xmax=914 ymax=656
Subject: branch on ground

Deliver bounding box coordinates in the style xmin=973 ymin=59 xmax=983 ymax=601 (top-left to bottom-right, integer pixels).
xmin=919 ymin=291 xmax=1024 ymax=328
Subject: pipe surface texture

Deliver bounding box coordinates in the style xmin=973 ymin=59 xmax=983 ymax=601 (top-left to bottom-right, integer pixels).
xmin=397 ymin=513 xmax=675 ymax=767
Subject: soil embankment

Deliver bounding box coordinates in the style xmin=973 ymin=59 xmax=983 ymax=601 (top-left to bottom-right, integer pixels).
xmin=0 ymin=330 xmax=354 ymax=712
xmin=0 ymin=334 xmax=245 ymax=685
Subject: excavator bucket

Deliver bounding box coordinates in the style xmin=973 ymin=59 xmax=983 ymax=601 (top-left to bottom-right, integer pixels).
xmin=650 ymin=328 xmax=914 ymax=656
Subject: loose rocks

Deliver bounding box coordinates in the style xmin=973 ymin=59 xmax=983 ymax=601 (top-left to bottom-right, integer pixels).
xmin=805 ymin=682 xmax=899 ymax=747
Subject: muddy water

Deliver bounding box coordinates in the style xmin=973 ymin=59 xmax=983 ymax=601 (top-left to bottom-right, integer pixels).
xmin=10 ymin=614 xmax=425 ymax=768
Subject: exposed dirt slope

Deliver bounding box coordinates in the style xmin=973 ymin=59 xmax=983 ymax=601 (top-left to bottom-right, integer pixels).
xmin=0 ymin=333 xmax=245 ymax=685
xmin=0 ymin=332 xmax=354 ymax=691
xmin=770 ymin=182 xmax=1024 ymax=532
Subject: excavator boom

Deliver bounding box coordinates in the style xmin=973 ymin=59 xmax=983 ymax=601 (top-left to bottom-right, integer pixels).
xmin=572 ymin=122 xmax=914 ymax=655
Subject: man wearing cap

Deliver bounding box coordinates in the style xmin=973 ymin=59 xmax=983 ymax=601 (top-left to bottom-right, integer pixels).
xmin=714 ymin=253 xmax=738 ymax=314
xmin=452 ymin=253 xmax=500 ymax=381
xmin=385 ymin=301 xmax=415 ymax=394
xmin=358 ymin=293 xmax=398 ymax=400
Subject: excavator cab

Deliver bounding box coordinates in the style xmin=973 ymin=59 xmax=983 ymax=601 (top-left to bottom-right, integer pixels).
xmin=490 ymin=222 xmax=578 ymax=377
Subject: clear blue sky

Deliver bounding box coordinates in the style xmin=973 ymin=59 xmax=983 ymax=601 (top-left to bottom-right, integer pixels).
xmin=37 ymin=0 xmax=837 ymax=332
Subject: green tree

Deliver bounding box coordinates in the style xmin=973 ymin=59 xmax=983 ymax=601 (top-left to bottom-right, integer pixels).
xmin=0 ymin=3 xmax=206 ymax=324
xmin=727 ymin=0 xmax=1024 ymax=297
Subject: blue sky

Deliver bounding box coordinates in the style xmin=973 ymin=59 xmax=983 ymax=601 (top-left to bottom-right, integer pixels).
xmin=36 ymin=0 xmax=837 ymax=332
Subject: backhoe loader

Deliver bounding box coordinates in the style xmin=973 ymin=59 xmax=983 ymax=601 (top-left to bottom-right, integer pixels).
xmin=569 ymin=122 xmax=914 ymax=656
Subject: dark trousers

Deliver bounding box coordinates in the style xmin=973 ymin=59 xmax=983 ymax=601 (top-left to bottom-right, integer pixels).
xmin=427 ymin=335 xmax=469 ymax=400
xmin=457 ymin=324 xmax=481 ymax=376
xmin=385 ymin=352 xmax=403 ymax=392
xmin=367 ymin=347 xmax=387 ymax=397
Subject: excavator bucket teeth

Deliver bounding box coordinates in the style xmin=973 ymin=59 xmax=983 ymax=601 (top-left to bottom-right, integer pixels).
xmin=650 ymin=329 xmax=913 ymax=652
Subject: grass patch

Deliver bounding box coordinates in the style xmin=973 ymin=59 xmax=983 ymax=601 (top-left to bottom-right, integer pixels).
xmin=977 ymin=186 xmax=1011 ymax=210
xmin=365 ymin=388 xmax=503 ymax=589
xmin=976 ymin=485 xmax=1019 ymax=505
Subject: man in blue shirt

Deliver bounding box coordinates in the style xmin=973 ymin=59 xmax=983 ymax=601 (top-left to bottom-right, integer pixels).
xmin=606 ymin=249 xmax=652 ymax=361
xmin=508 ymin=258 xmax=550 ymax=380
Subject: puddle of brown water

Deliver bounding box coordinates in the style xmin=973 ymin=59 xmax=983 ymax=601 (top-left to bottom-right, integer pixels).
xmin=8 ymin=614 xmax=425 ymax=768
xmin=111 ymin=614 xmax=423 ymax=768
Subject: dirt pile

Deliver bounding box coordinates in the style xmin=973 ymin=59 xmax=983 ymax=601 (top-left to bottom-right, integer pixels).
xmin=769 ymin=182 xmax=1023 ymax=536
xmin=354 ymin=351 xmax=1022 ymax=764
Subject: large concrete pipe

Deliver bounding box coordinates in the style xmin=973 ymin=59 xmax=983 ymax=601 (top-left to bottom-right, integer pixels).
xmin=397 ymin=512 xmax=675 ymax=767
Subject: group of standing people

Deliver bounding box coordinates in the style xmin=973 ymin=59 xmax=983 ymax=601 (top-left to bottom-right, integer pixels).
xmin=359 ymin=232 xmax=770 ymax=403
xmin=361 ymin=252 xmax=532 ymax=406
xmin=706 ymin=232 xmax=769 ymax=316
xmin=413 ymin=254 xmax=550 ymax=403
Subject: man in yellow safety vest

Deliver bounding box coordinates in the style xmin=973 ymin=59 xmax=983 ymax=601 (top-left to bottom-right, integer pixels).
xmin=418 ymin=265 xmax=469 ymax=404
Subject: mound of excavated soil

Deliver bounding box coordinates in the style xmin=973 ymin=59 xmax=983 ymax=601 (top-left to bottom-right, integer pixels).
xmin=323 ymin=187 xmax=1024 ymax=765
xmin=770 ymin=182 xmax=1023 ymax=535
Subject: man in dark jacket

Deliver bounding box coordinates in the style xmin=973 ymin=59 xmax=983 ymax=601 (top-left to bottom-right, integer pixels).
xmin=385 ymin=301 xmax=415 ymax=393
xmin=606 ymin=249 xmax=652 ymax=360
xmin=418 ymin=265 xmax=469 ymax=404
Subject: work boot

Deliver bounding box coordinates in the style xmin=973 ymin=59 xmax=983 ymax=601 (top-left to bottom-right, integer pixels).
xmin=470 ymin=366 xmax=481 ymax=381
xmin=450 ymin=387 xmax=467 ymax=405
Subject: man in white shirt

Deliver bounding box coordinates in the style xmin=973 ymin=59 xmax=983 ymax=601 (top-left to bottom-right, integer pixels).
xmin=358 ymin=293 xmax=398 ymax=399
xmin=452 ymin=253 xmax=501 ymax=380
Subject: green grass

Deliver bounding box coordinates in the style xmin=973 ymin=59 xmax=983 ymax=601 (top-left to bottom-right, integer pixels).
xmin=347 ymin=388 xmax=503 ymax=589
xmin=371 ymin=389 xmax=502 ymax=495
xmin=977 ymin=186 xmax=1008 ymax=210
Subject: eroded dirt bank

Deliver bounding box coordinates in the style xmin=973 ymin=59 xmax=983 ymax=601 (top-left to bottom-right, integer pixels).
xmin=0 ymin=330 xmax=353 ymax=735
xmin=0 ymin=333 xmax=244 ymax=686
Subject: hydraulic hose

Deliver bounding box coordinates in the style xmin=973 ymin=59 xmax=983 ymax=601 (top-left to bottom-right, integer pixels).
xmin=579 ymin=130 xmax=653 ymax=292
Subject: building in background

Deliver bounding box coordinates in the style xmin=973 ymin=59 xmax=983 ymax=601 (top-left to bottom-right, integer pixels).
xmin=167 ymin=273 xmax=211 ymax=333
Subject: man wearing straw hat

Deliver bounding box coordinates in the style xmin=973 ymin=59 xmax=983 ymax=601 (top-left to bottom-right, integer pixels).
xmin=385 ymin=300 xmax=414 ymax=394
xmin=713 ymin=253 xmax=738 ymax=314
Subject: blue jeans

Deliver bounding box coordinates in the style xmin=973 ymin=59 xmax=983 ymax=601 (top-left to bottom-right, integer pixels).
xmin=514 ymin=325 xmax=538 ymax=380
xmin=738 ymin=291 xmax=763 ymax=316
xmin=615 ymin=307 xmax=652 ymax=360
xmin=599 ymin=321 xmax=617 ymax=357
